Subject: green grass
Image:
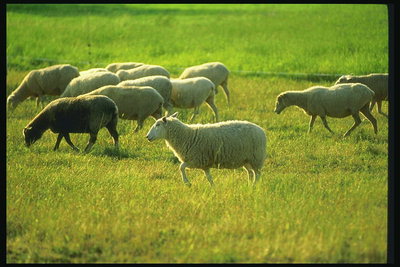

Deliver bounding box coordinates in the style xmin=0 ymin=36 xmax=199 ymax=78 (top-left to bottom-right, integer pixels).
xmin=6 ymin=4 xmax=388 ymax=263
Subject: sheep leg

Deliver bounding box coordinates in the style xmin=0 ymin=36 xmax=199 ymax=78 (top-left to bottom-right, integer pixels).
xmin=203 ymin=169 xmax=214 ymax=186
xmin=369 ymin=100 xmax=376 ymax=112
xmin=53 ymin=133 xmax=64 ymax=151
xmin=179 ymin=162 xmax=192 ymax=187
xmin=360 ymin=104 xmax=378 ymax=134
xmin=244 ymin=164 xmax=255 ymax=184
xmin=190 ymin=107 xmax=200 ymax=122
xmin=133 ymin=119 xmax=144 ymax=133
xmin=164 ymin=102 xmax=174 ymax=116
xmin=106 ymin=125 xmax=119 ymax=149
xmin=205 ymin=96 xmax=219 ymax=122
xmin=320 ymin=116 xmax=334 ymax=134
xmin=64 ymin=133 xmax=80 ymax=151
xmin=84 ymin=133 xmax=97 ymax=153
xmin=343 ymin=113 xmax=362 ymax=137
xmin=308 ymin=115 xmax=317 ymax=133
xmin=221 ymin=79 xmax=230 ymax=105
xmin=376 ymin=101 xmax=388 ymax=118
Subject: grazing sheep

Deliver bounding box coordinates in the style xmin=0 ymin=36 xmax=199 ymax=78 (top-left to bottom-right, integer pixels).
xmin=61 ymin=71 xmax=120 ymax=97
xmin=146 ymin=113 xmax=267 ymax=186
xmin=23 ymin=95 xmax=119 ymax=152
xmin=116 ymin=64 xmax=170 ymax=81
xmin=179 ymin=62 xmax=231 ymax=105
xmin=274 ymin=83 xmax=378 ymax=137
xmin=105 ymin=62 xmax=144 ymax=73
xmin=335 ymin=73 xmax=388 ymax=117
xmin=118 ymin=75 xmax=173 ymax=115
xmin=170 ymin=77 xmax=218 ymax=122
xmin=7 ymin=64 xmax=79 ymax=109
xmin=79 ymin=68 xmax=109 ymax=76
xmin=84 ymin=85 xmax=164 ymax=132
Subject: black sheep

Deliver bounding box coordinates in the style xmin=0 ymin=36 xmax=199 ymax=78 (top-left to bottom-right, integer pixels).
xmin=23 ymin=95 xmax=119 ymax=152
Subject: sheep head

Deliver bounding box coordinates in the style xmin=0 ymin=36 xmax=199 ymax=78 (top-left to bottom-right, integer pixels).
xmin=146 ymin=112 xmax=178 ymax=142
xmin=23 ymin=126 xmax=43 ymax=147
xmin=274 ymin=93 xmax=288 ymax=114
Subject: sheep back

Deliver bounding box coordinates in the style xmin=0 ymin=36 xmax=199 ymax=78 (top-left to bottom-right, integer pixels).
xmin=170 ymin=77 xmax=215 ymax=108
xmin=118 ymin=75 xmax=172 ymax=104
xmin=179 ymin=62 xmax=229 ymax=87
xmin=105 ymin=62 xmax=144 ymax=73
xmin=116 ymin=64 xmax=170 ymax=81
xmin=305 ymin=83 xmax=375 ymax=118
xmin=61 ymin=72 xmax=120 ymax=97
xmin=165 ymin=118 xmax=266 ymax=170
xmin=85 ymin=85 xmax=164 ymax=120
xmin=335 ymin=73 xmax=388 ymax=101
xmin=27 ymin=95 xmax=118 ymax=134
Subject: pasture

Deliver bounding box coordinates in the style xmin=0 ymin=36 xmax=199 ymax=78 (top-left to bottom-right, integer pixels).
xmin=6 ymin=4 xmax=389 ymax=263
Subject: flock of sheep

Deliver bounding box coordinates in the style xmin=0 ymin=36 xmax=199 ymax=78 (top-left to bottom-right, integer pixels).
xmin=7 ymin=61 xmax=388 ymax=186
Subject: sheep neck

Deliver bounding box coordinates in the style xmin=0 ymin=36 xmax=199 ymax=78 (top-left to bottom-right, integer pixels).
xmin=165 ymin=120 xmax=196 ymax=156
xmin=287 ymin=91 xmax=309 ymax=112
xmin=12 ymin=81 xmax=31 ymax=103
xmin=28 ymin=110 xmax=50 ymax=135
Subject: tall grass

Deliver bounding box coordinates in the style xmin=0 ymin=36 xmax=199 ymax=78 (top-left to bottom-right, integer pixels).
xmin=6 ymin=4 xmax=388 ymax=263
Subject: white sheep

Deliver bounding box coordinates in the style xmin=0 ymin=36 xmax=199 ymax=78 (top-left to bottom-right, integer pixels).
xmin=116 ymin=64 xmax=170 ymax=81
xmin=23 ymin=95 xmax=119 ymax=152
xmin=61 ymin=71 xmax=120 ymax=97
xmin=146 ymin=113 xmax=267 ymax=186
xmin=170 ymin=77 xmax=218 ymax=122
xmin=179 ymin=62 xmax=231 ymax=105
xmin=84 ymin=85 xmax=164 ymax=132
xmin=79 ymin=68 xmax=109 ymax=76
xmin=335 ymin=73 xmax=388 ymax=117
xmin=7 ymin=64 xmax=80 ymax=109
xmin=274 ymin=83 xmax=378 ymax=137
xmin=118 ymin=75 xmax=173 ymax=115
xmin=105 ymin=62 xmax=144 ymax=73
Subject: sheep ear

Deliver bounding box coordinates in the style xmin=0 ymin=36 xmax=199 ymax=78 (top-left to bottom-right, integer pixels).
xmin=169 ymin=112 xmax=178 ymax=118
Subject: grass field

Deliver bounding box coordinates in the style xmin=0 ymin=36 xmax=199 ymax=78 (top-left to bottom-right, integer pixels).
xmin=6 ymin=4 xmax=389 ymax=263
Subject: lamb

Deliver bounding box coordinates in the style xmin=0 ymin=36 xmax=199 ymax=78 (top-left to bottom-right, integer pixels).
xmin=334 ymin=73 xmax=388 ymax=117
xmin=146 ymin=113 xmax=267 ymax=186
xmin=179 ymin=62 xmax=231 ymax=105
xmin=23 ymin=95 xmax=119 ymax=152
xmin=7 ymin=64 xmax=80 ymax=109
xmin=170 ymin=77 xmax=218 ymax=122
xmin=118 ymin=75 xmax=173 ymax=115
xmin=84 ymin=85 xmax=164 ymax=132
xmin=274 ymin=83 xmax=378 ymax=137
xmin=79 ymin=68 xmax=109 ymax=76
xmin=105 ymin=62 xmax=144 ymax=73
xmin=116 ymin=64 xmax=170 ymax=81
xmin=61 ymin=71 xmax=120 ymax=97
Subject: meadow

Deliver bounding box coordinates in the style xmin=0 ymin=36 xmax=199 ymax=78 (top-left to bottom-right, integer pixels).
xmin=6 ymin=4 xmax=389 ymax=263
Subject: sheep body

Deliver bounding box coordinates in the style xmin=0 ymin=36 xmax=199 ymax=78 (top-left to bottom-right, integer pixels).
xmin=79 ymin=68 xmax=109 ymax=76
xmin=179 ymin=62 xmax=230 ymax=104
xmin=117 ymin=64 xmax=170 ymax=81
xmin=146 ymin=113 xmax=266 ymax=186
xmin=335 ymin=73 xmax=388 ymax=117
xmin=7 ymin=64 xmax=80 ymax=109
xmin=23 ymin=95 xmax=119 ymax=152
xmin=105 ymin=62 xmax=144 ymax=73
xmin=170 ymin=77 xmax=218 ymax=121
xmin=84 ymin=85 xmax=164 ymax=132
xmin=61 ymin=71 xmax=120 ymax=97
xmin=274 ymin=83 xmax=378 ymax=136
xmin=118 ymin=75 xmax=173 ymax=114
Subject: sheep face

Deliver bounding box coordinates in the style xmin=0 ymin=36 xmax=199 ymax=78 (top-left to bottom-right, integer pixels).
xmin=146 ymin=112 xmax=178 ymax=141
xmin=146 ymin=117 xmax=168 ymax=142
xmin=23 ymin=126 xmax=43 ymax=147
xmin=274 ymin=94 xmax=287 ymax=114
xmin=7 ymin=95 xmax=18 ymax=110
xmin=335 ymin=75 xmax=351 ymax=85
